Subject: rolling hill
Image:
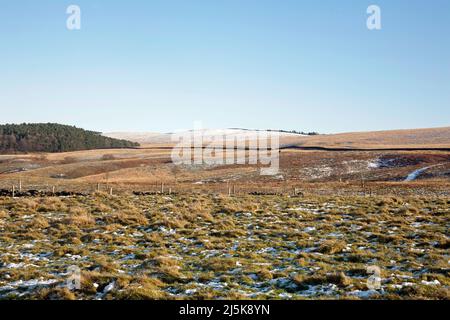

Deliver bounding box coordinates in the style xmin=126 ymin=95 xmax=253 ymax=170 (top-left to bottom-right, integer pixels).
xmin=104 ymin=126 xmax=450 ymax=149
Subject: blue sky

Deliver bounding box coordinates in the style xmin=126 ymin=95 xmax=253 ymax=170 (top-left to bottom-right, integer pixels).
xmin=0 ymin=0 xmax=449 ymax=133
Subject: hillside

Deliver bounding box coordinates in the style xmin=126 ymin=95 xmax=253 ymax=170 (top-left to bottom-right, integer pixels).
xmin=284 ymin=126 xmax=450 ymax=149
xmin=104 ymin=129 xmax=309 ymax=146
xmin=104 ymin=126 xmax=450 ymax=149
xmin=0 ymin=123 xmax=139 ymax=153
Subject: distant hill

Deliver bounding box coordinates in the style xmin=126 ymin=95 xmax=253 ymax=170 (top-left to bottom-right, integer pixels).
xmin=0 ymin=123 xmax=139 ymax=153
xmin=104 ymin=128 xmax=310 ymax=145
xmin=104 ymin=126 xmax=450 ymax=149
xmin=284 ymin=126 xmax=450 ymax=149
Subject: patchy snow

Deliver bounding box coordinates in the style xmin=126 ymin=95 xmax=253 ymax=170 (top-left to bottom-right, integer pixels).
xmin=299 ymin=284 xmax=339 ymax=297
xmin=185 ymin=288 xmax=197 ymax=295
xmin=256 ymin=247 xmax=278 ymax=254
xmin=301 ymin=165 xmax=333 ymax=179
xmin=421 ymin=280 xmax=440 ymax=286
xmin=368 ymin=158 xmax=396 ymax=169
xmin=4 ymin=262 xmax=25 ymax=269
xmin=404 ymin=166 xmax=432 ymax=181
xmin=105 ymin=128 xmax=305 ymax=144
xmin=0 ymin=278 xmax=58 ymax=293
xmin=158 ymin=226 xmax=176 ymax=235
xmin=103 ymin=281 xmax=115 ymax=294
xmin=368 ymin=161 xmax=380 ymax=169
xmin=342 ymin=160 xmax=376 ymax=173
xmin=327 ymin=232 xmax=344 ymax=238
xmin=368 ymin=158 xmax=403 ymax=169
xmin=347 ymin=289 xmax=380 ymax=298
xmin=278 ymin=292 xmax=293 ymax=299
xmin=205 ymin=280 xmax=227 ymax=290
xmin=121 ymin=254 xmax=136 ymax=261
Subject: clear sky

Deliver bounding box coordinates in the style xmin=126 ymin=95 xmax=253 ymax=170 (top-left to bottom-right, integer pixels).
xmin=0 ymin=0 xmax=449 ymax=133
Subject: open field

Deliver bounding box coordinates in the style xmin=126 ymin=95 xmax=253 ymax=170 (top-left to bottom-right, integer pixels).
xmin=0 ymin=127 xmax=449 ymax=300
xmin=0 ymin=193 xmax=448 ymax=300
xmin=0 ymin=148 xmax=449 ymax=195
xmin=1 ymin=127 xmax=449 ymax=192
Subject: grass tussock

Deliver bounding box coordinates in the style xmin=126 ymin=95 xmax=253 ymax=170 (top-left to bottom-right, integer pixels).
xmin=64 ymin=207 xmax=95 ymax=227
xmin=318 ymin=240 xmax=347 ymax=254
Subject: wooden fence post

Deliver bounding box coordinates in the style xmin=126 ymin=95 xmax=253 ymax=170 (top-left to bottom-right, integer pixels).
xmin=109 ymin=187 xmax=113 ymax=196
xmin=19 ymin=180 xmax=22 ymax=192
xmin=12 ymin=185 xmax=15 ymax=198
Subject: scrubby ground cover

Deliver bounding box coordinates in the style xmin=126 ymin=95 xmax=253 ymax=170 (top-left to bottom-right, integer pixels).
xmin=0 ymin=193 xmax=448 ymax=300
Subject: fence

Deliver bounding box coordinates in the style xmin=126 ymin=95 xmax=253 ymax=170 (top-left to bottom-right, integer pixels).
xmin=0 ymin=178 xmax=383 ymax=198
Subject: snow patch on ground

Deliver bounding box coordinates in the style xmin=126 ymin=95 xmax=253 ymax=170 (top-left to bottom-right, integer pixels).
xmin=404 ymin=167 xmax=431 ymax=181
xmin=0 ymin=278 xmax=58 ymax=294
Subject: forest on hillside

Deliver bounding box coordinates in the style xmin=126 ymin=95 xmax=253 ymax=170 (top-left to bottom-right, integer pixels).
xmin=0 ymin=123 xmax=139 ymax=153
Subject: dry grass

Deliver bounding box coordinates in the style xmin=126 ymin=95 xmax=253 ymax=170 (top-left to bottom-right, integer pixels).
xmin=285 ymin=126 xmax=450 ymax=149
xmin=0 ymin=193 xmax=448 ymax=300
xmin=64 ymin=207 xmax=95 ymax=227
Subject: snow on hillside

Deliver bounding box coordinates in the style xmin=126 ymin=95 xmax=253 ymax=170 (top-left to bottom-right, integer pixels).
xmin=104 ymin=129 xmax=307 ymax=144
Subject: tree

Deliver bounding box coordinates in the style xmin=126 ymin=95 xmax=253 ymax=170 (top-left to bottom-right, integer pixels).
xmin=0 ymin=123 xmax=139 ymax=153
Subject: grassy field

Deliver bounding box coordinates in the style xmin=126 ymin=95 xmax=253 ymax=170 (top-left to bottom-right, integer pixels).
xmin=0 ymin=130 xmax=449 ymax=300
xmin=1 ymin=148 xmax=449 ymax=192
xmin=0 ymin=192 xmax=448 ymax=300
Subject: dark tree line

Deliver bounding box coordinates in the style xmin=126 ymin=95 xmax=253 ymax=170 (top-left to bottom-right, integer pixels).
xmin=0 ymin=123 xmax=139 ymax=153
xmin=269 ymin=129 xmax=320 ymax=136
xmin=230 ymin=128 xmax=320 ymax=136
